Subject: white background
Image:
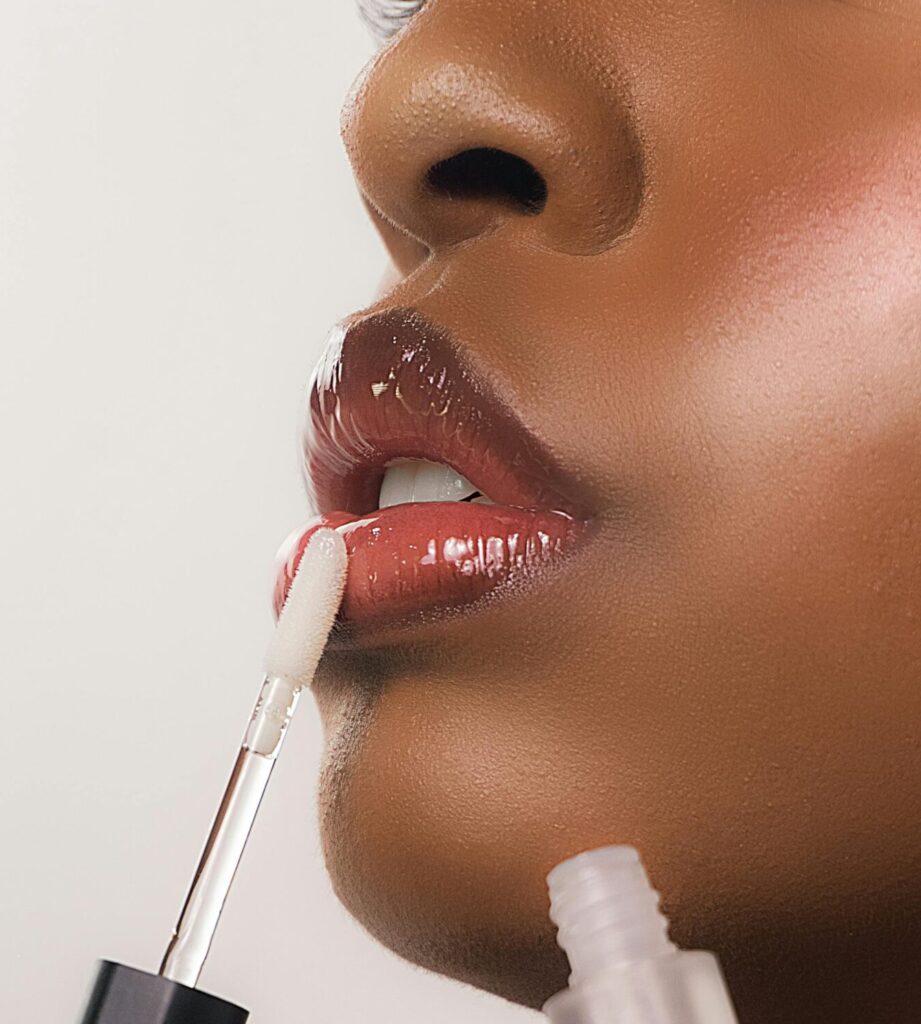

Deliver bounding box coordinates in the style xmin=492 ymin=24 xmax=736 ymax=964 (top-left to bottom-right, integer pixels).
xmin=0 ymin=3 xmax=536 ymax=1020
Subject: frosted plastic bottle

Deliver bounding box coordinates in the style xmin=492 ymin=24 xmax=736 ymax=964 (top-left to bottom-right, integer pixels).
xmin=542 ymin=846 xmax=739 ymax=1024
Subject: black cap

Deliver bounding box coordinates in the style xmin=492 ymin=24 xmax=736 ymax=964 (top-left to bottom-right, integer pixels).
xmin=79 ymin=961 xmax=249 ymax=1024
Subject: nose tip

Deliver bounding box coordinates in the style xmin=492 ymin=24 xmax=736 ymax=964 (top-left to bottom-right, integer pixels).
xmin=339 ymin=8 xmax=645 ymax=258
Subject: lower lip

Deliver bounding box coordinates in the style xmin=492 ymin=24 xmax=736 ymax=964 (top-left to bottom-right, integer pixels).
xmin=273 ymin=502 xmax=586 ymax=632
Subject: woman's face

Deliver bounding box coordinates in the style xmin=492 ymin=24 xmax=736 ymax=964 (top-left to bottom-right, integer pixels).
xmin=306 ymin=1 xmax=921 ymax=1019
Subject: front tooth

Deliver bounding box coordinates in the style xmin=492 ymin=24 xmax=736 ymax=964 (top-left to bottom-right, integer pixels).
xmin=378 ymin=460 xmax=418 ymax=509
xmin=411 ymin=460 xmax=476 ymax=502
xmin=378 ymin=458 xmax=478 ymax=508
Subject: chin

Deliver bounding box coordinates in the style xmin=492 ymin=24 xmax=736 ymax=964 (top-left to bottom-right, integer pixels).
xmin=315 ymin=731 xmax=573 ymax=1009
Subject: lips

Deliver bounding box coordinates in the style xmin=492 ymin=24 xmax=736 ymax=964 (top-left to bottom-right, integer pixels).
xmin=274 ymin=307 xmax=592 ymax=634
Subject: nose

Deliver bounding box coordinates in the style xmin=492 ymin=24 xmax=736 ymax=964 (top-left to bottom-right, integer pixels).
xmin=339 ymin=1 xmax=646 ymax=259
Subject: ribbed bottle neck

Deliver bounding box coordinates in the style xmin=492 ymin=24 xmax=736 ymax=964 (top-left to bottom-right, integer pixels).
xmin=547 ymin=846 xmax=676 ymax=985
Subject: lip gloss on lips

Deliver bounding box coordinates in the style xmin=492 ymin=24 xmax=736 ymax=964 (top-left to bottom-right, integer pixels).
xmin=288 ymin=307 xmax=595 ymax=632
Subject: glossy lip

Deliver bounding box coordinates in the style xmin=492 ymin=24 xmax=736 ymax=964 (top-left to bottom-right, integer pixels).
xmin=272 ymin=503 xmax=587 ymax=645
xmin=280 ymin=305 xmax=595 ymax=639
xmin=302 ymin=306 xmax=593 ymax=520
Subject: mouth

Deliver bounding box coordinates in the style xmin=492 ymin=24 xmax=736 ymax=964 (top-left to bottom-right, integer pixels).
xmin=273 ymin=307 xmax=594 ymax=639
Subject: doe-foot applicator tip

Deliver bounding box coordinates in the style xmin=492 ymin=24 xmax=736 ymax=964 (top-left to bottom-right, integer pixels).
xmin=264 ymin=527 xmax=348 ymax=687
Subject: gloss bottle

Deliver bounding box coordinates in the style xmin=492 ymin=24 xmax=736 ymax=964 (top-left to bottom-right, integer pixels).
xmin=542 ymin=846 xmax=739 ymax=1024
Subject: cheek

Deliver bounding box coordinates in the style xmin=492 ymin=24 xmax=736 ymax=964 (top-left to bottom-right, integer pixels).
xmin=677 ymin=137 xmax=921 ymax=651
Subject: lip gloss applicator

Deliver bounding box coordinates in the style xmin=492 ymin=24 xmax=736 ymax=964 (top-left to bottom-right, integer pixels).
xmin=78 ymin=528 xmax=348 ymax=1024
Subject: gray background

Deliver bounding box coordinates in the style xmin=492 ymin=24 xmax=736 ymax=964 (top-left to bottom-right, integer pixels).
xmin=0 ymin=2 xmax=537 ymax=1020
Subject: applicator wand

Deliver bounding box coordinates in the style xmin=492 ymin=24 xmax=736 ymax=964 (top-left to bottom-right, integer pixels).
xmin=79 ymin=528 xmax=348 ymax=1024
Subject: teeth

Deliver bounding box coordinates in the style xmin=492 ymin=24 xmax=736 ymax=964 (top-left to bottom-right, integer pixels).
xmin=378 ymin=460 xmax=418 ymax=509
xmin=378 ymin=458 xmax=494 ymax=509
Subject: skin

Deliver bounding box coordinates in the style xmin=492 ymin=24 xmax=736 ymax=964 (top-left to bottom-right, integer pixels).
xmin=312 ymin=1 xmax=921 ymax=1021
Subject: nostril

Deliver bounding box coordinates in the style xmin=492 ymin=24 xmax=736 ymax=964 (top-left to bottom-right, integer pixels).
xmin=424 ymin=147 xmax=548 ymax=215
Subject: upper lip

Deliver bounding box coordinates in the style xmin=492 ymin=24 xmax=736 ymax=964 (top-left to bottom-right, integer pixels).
xmin=300 ymin=306 xmax=591 ymax=520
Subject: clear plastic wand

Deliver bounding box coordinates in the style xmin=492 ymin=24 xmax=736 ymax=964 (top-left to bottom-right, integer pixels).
xmin=158 ymin=529 xmax=347 ymax=988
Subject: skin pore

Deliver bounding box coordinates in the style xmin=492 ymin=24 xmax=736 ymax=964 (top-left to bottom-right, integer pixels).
xmin=311 ymin=1 xmax=921 ymax=1022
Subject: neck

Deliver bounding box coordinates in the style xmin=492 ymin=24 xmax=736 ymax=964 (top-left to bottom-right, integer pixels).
xmin=722 ymin=905 xmax=921 ymax=1024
